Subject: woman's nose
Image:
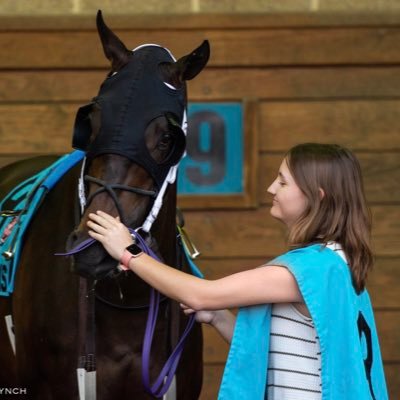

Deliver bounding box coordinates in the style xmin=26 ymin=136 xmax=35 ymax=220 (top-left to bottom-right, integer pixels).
xmin=267 ymin=180 xmax=276 ymax=195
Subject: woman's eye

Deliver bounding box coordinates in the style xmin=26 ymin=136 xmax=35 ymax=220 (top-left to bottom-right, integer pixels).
xmin=278 ymin=181 xmax=286 ymax=186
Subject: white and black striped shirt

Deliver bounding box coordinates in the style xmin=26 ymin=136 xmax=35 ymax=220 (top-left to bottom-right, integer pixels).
xmin=266 ymin=242 xmax=347 ymax=400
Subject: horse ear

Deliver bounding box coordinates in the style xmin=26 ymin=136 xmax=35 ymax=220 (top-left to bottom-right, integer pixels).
xmin=96 ymin=10 xmax=131 ymax=72
xmin=176 ymin=40 xmax=210 ymax=81
xmin=160 ymin=40 xmax=210 ymax=87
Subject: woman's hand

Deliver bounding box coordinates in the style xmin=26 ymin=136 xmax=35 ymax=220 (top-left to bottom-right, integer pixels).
xmin=180 ymin=303 xmax=217 ymax=325
xmin=87 ymin=210 xmax=134 ymax=261
xmin=181 ymin=305 xmax=236 ymax=343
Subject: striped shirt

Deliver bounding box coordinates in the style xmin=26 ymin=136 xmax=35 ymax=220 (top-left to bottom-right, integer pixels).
xmin=266 ymin=242 xmax=347 ymax=400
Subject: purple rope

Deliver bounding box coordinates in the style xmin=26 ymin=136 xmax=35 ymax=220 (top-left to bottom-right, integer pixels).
xmin=55 ymin=237 xmax=96 ymax=256
xmin=131 ymin=230 xmax=196 ymax=397
xmin=55 ymin=228 xmax=196 ymax=398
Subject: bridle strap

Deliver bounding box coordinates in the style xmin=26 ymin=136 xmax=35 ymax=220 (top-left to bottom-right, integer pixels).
xmin=84 ymin=175 xmax=157 ymax=223
xmin=77 ymin=276 xmax=97 ymax=397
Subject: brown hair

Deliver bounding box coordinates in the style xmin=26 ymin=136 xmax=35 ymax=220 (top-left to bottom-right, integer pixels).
xmin=285 ymin=143 xmax=373 ymax=293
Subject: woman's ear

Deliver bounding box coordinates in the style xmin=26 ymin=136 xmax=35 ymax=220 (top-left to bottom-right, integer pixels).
xmin=318 ymin=188 xmax=325 ymax=199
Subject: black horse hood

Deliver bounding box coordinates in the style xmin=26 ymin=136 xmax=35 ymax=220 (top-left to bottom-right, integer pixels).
xmin=84 ymin=45 xmax=186 ymax=187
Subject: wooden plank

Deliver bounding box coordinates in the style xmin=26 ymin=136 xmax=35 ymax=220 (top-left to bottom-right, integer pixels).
xmin=385 ymin=363 xmax=400 ymax=400
xmin=200 ymin=364 xmax=224 ymax=400
xmin=369 ymin=258 xmax=400 ymax=309
xmin=3 ymin=101 xmax=399 ymax=154
xmin=372 ymin=207 xmax=400 ymax=257
xmin=375 ymin=311 xmax=400 ymax=361
xmin=183 ymin=207 xmax=286 ymax=257
xmin=1 ymin=13 xmax=400 ymax=31
xmin=195 ymin=257 xmax=400 ymax=309
xmin=1 ymin=27 xmax=400 ymax=69
xmin=182 ymin=205 xmax=400 ymax=257
xmin=0 ymin=104 xmax=76 ymax=154
xmin=259 ymin=152 xmax=400 ymax=204
xmin=358 ymin=152 xmax=400 ymax=204
xmin=200 ymin=363 xmax=400 ymax=400
xmin=260 ymin=100 xmax=400 ymax=151
xmin=0 ymin=71 xmax=105 ymax=103
xmin=188 ymin=66 xmax=400 ymax=101
xmin=2 ymin=67 xmax=400 ymax=103
xmin=195 ymin=258 xmax=266 ymax=280
xmin=203 ymin=324 xmax=230 ymax=364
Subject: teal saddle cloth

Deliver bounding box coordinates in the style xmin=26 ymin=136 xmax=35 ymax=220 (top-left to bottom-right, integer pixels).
xmin=0 ymin=150 xmax=84 ymax=297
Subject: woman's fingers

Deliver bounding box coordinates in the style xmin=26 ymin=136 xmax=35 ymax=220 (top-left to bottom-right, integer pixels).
xmin=87 ymin=220 xmax=107 ymax=235
xmin=88 ymin=230 xmax=102 ymax=240
xmin=87 ymin=211 xmax=117 ymax=229
xmin=96 ymin=210 xmax=119 ymax=224
xmin=180 ymin=303 xmax=196 ymax=315
xmin=85 ymin=210 xmax=133 ymax=261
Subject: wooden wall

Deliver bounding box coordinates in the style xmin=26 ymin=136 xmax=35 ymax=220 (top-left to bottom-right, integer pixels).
xmin=0 ymin=13 xmax=399 ymax=399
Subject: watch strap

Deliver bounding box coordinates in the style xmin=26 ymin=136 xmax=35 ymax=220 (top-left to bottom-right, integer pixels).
xmin=120 ymin=249 xmax=133 ymax=271
xmin=120 ymin=244 xmax=143 ymax=271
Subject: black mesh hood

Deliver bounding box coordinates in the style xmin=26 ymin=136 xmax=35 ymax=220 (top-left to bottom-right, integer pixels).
xmin=85 ymin=45 xmax=186 ymax=188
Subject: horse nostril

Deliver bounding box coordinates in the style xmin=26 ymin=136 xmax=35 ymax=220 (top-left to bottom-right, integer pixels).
xmin=71 ymin=231 xmax=78 ymax=242
xmin=66 ymin=230 xmax=83 ymax=251
xmin=72 ymin=229 xmax=84 ymax=244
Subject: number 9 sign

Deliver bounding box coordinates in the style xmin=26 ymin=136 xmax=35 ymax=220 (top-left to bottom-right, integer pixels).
xmin=178 ymin=103 xmax=243 ymax=195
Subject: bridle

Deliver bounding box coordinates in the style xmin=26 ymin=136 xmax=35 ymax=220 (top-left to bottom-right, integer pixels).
xmin=83 ymin=174 xmax=157 ymax=224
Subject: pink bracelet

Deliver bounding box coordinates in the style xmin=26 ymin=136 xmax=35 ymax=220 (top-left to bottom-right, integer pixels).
xmin=120 ymin=249 xmax=133 ymax=271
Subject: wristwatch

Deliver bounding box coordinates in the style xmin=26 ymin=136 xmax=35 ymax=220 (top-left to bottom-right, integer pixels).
xmin=119 ymin=243 xmax=143 ymax=271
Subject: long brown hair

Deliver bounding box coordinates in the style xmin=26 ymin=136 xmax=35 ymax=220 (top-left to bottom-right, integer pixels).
xmin=286 ymin=143 xmax=373 ymax=293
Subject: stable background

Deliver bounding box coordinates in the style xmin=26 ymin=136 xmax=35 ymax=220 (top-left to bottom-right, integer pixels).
xmin=0 ymin=1 xmax=399 ymax=398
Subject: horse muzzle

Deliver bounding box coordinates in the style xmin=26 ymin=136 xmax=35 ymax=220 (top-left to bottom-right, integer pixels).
xmin=73 ymin=254 xmax=118 ymax=279
xmin=66 ymin=232 xmax=119 ymax=279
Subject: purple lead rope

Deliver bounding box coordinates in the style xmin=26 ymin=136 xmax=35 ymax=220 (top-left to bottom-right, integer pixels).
xmin=131 ymin=230 xmax=196 ymax=397
xmin=56 ymin=229 xmax=196 ymax=398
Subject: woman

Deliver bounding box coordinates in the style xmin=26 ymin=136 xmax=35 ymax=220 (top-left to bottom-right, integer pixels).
xmin=87 ymin=143 xmax=388 ymax=399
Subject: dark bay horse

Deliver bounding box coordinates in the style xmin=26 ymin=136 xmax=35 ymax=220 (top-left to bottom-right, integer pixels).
xmin=0 ymin=11 xmax=209 ymax=399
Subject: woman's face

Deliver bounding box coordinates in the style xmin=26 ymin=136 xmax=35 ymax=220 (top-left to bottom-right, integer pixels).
xmin=267 ymin=158 xmax=308 ymax=228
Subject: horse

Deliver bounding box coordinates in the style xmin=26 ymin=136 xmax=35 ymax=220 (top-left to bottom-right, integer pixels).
xmin=0 ymin=10 xmax=210 ymax=399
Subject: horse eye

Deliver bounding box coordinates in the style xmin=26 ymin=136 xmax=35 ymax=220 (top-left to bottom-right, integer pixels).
xmin=158 ymin=133 xmax=172 ymax=147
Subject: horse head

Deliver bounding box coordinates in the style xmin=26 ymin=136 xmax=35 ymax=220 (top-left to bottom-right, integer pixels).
xmin=68 ymin=10 xmax=209 ymax=278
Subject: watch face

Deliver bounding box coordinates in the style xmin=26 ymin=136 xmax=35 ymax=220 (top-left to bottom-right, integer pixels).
xmin=126 ymin=243 xmax=143 ymax=256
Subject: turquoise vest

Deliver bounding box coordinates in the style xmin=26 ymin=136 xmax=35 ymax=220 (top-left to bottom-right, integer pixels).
xmin=218 ymin=244 xmax=388 ymax=400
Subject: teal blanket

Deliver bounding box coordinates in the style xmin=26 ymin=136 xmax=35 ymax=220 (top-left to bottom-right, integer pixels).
xmin=218 ymin=244 xmax=388 ymax=400
xmin=0 ymin=151 xmax=84 ymax=297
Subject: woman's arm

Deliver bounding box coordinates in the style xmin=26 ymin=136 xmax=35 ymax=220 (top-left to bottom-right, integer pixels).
xmin=87 ymin=211 xmax=303 ymax=310
xmin=181 ymin=305 xmax=236 ymax=343
xmin=209 ymin=309 xmax=236 ymax=343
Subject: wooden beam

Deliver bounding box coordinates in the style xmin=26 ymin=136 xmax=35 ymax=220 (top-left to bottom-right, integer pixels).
xmin=1 ymin=27 xmax=400 ymax=69
xmin=1 ymin=13 xmax=400 ymax=31
xmin=2 ymin=67 xmax=400 ymax=103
